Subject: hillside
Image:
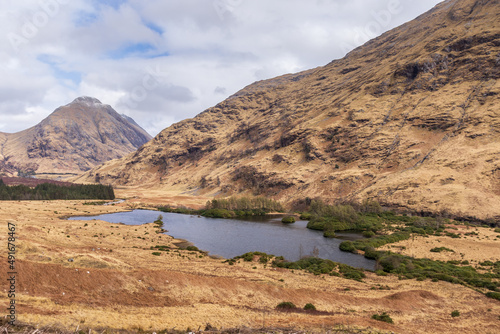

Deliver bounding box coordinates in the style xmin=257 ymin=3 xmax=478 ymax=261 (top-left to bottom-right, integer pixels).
xmin=78 ymin=0 xmax=500 ymax=220
xmin=0 ymin=97 xmax=152 ymax=176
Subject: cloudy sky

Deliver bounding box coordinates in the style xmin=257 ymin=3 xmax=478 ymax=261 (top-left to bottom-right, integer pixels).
xmin=0 ymin=0 xmax=443 ymax=136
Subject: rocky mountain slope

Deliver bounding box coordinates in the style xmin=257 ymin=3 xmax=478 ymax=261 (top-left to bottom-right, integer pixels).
xmin=78 ymin=0 xmax=500 ymax=220
xmin=0 ymin=97 xmax=152 ymax=175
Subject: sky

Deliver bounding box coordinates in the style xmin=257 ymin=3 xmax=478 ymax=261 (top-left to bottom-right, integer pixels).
xmin=0 ymin=0 xmax=443 ymax=137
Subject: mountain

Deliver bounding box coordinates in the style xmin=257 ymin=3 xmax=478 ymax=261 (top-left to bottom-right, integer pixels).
xmin=0 ymin=97 xmax=152 ymax=176
xmin=77 ymin=0 xmax=500 ymax=220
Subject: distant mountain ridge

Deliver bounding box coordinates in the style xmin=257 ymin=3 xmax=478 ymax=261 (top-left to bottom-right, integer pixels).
xmin=77 ymin=0 xmax=500 ymax=220
xmin=0 ymin=97 xmax=152 ymax=176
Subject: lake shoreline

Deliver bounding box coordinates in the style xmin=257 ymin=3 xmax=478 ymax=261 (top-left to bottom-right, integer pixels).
xmin=69 ymin=209 xmax=377 ymax=270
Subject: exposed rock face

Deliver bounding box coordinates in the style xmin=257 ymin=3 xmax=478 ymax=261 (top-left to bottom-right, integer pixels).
xmin=0 ymin=97 xmax=152 ymax=175
xmin=78 ymin=0 xmax=500 ymax=219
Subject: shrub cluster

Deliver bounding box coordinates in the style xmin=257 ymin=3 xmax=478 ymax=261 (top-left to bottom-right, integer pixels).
xmin=282 ymin=216 xmax=296 ymax=224
xmin=430 ymin=247 xmax=455 ymax=253
xmin=272 ymin=256 xmax=365 ymax=281
xmin=339 ymin=232 xmax=411 ymax=254
xmin=232 ymin=252 xmax=275 ymax=264
xmin=371 ymin=312 xmax=393 ymax=324
xmin=206 ymin=197 xmax=283 ymax=213
xmin=276 ymin=302 xmax=296 ymax=310
xmin=375 ymin=252 xmax=500 ymax=292
xmin=157 ymin=206 xmax=196 ymax=215
xmin=276 ymin=302 xmax=318 ymax=312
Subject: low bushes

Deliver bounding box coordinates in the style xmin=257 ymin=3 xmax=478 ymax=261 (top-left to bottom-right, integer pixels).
xmin=233 ymin=252 xmax=275 ymax=264
xmin=272 ymin=256 xmax=365 ymax=281
xmin=304 ymin=303 xmax=316 ymax=311
xmin=276 ymin=302 xmax=320 ymax=313
xmin=206 ymin=197 xmax=284 ymax=213
xmin=430 ymin=247 xmax=455 ymax=253
xmin=339 ymin=241 xmax=356 ymax=253
xmin=486 ymin=292 xmax=500 ymax=301
xmin=375 ymin=252 xmax=500 ymax=292
xmin=202 ymin=208 xmax=236 ymax=218
xmin=300 ymin=212 xmax=312 ymax=220
xmin=307 ymin=220 xmax=327 ymax=230
xmin=282 ymin=216 xmax=296 ymax=224
xmin=363 ymin=230 xmax=376 ymax=238
xmin=276 ymin=302 xmax=296 ymax=310
xmin=371 ymin=312 xmax=393 ymax=324
xmin=323 ymin=230 xmax=336 ymax=238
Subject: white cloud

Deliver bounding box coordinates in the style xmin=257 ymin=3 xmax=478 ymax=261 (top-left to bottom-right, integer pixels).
xmin=0 ymin=0 xmax=443 ymax=136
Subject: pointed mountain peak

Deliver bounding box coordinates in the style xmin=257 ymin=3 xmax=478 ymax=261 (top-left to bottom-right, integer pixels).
xmin=71 ymin=96 xmax=103 ymax=106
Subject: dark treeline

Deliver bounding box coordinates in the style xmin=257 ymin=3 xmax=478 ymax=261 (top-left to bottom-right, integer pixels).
xmin=0 ymin=179 xmax=115 ymax=200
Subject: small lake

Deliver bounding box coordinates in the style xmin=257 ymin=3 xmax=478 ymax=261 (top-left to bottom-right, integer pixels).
xmin=69 ymin=210 xmax=376 ymax=270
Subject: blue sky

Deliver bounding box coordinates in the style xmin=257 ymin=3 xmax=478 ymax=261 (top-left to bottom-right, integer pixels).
xmin=0 ymin=0 xmax=443 ymax=136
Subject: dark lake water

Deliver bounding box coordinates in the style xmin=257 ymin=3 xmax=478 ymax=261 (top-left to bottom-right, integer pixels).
xmin=69 ymin=210 xmax=376 ymax=270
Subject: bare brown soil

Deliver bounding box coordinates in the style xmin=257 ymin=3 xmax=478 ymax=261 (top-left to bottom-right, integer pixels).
xmin=0 ymin=192 xmax=499 ymax=333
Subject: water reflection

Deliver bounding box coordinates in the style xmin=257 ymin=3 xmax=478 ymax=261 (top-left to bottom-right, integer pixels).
xmin=69 ymin=209 xmax=376 ymax=270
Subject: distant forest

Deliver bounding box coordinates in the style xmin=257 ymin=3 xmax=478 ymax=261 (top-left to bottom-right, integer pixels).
xmin=0 ymin=179 xmax=115 ymax=200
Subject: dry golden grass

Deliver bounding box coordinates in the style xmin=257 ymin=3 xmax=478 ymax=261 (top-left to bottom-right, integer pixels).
xmin=379 ymin=224 xmax=500 ymax=264
xmin=0 ymin=196 xmax=499 ymax=334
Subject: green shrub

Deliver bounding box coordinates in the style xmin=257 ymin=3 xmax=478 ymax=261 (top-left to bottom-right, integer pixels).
xmin=282 ymin=216 xmax=296 ymax=224
xmin=341 ymin=269 xmax=365 ymax=281
xmin=486 ymin=292 xmax=500 ymax=301
xmin=363 ymin=246 xmax=379 ymax=260
xmin=205 ymin=197 xmax=284 ymax=213
xmin=154 ymin=215 xmax=164 ymax=228
xmin=445 ymin=232 xmax=460 ymax=238
xmin=234 ymin=252 xmax=274 ymax=263
xmin=304 ymin=303 xmax=316 ymax=311
xmin=371 ymin=312 xmax=393 ymax=324
xmin=351 ymin=232 xmax=411 ymax=252
xmin=152 ymin=252 xmax=161 ymax=256
xmin=276 ymin=302 xmax=296 ymax=310
xmin=300 ymin=212 xmax=312 ymax=220
xmin=323 ymin=230 xmax=336 ymax=238
xmin=379 ymin=255 xmax=403 ymax=272
xmin=339 ymin=241 xmax=356 ymax=253
xmin=362 ymin=230 xmax=376 ymax=238
xmin=451 ymin=310 xmax=460 ymax=317
xmin=273 ymin=257 xmax=343 ymax=277
xmin=202 ymin=208 xmax=235 ymax=219
xmin=479 ymin=260 xmax=494 ymax=266
xmin=307 ymin=220 xmax=326 ymax=230
xmin=430 ymin=247 xmax=455 ymax=253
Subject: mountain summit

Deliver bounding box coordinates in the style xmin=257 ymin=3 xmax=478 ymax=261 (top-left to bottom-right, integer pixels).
xmin=0 ymin=97 xmax=152 ymax=176
xmin=79 ymin=0 xmax=500 ymax=219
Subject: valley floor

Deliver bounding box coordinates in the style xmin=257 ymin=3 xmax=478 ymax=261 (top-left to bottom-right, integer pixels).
xmin=0 ymin=188 xmax=499 ymax=333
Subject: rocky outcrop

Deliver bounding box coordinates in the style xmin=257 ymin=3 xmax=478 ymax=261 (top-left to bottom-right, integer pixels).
xmin=0 ymin=97 xmax=152 ymax=176
xmin=77 ymin=0 xmax=500 ymax=220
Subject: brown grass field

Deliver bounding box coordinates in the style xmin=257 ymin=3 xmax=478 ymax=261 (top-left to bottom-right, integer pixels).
xmin=0 ymin=188 xmax=499 ymax=333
